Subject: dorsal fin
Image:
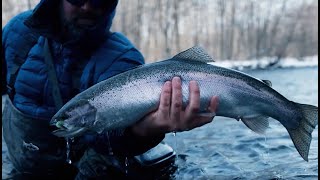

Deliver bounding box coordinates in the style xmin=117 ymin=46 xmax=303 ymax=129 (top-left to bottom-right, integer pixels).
xmin=173 ymin=46 xmax=215 ymax=63
xmin=262 ymin=80 xmax=272 ymax=87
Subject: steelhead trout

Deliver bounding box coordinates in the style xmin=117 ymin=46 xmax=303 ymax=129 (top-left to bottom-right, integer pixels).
xmin=50 ymin=46 xmax=318 ymax=161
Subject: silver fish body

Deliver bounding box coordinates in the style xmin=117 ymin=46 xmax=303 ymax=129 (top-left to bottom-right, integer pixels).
xmin=51 ymin=46 xmax=318 ymax=161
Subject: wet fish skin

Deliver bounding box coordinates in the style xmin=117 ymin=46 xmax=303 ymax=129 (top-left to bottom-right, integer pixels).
xmin=50 ymin=46 xmax=318 ymax=162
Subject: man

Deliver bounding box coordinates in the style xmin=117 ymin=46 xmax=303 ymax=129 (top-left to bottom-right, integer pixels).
xmin=2 ymin=0 xmax=218 ymax=179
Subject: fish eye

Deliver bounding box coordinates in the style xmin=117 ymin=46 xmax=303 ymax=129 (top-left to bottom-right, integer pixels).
xmin=60 ymin=114 xmax=70 ymax=120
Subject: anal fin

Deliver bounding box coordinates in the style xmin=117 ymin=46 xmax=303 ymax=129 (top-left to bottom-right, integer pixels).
xmin=241 ymin=115 xmax=269 ymax=134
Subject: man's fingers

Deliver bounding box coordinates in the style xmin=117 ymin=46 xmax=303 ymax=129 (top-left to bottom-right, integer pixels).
xmin=208 ymin=96 xmax=219 ymax=112
xmin=170 ymin=77 xmax=182 ymax=123
xmin=158 ymin=81 xmax=172 ymax=116
xmin=157 ymin=79 xmax=218 ymax=133
xmin=185 ymin=81 xmax=200 ymax=117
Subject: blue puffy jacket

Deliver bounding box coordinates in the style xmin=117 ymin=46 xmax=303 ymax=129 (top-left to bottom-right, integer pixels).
xmin=2 ymin=0 xmax=164 ymax=156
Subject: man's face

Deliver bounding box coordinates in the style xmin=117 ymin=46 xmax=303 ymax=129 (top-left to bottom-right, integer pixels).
xmin=60 ymin=0 xmax=111 ymax=40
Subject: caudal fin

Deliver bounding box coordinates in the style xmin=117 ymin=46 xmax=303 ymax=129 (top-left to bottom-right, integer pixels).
xmin=287 ymin=103 xmax=318 ymax=161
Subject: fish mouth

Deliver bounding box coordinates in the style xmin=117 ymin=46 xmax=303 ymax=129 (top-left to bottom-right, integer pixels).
xmin=50 ymin=116 xmax=59 ymax=126
xmin=50 ymin=102 xmax=97 ymax=128
xmin=49 ymin=117 xmax=67 ymax=130
xmin=50 ymin=112 xmax=70 ymax=128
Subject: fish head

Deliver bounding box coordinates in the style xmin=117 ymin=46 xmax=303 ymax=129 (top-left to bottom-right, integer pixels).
xmin=50 ymin=100 xmax=97 ymax=137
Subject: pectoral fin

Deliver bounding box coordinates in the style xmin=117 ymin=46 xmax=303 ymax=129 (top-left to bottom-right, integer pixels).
xmin=241 ymin=115 xmax=269 ymax=134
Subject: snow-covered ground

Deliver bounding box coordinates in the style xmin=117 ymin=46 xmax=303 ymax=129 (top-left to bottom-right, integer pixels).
xmin=211 ymin=55 xmax=318 ymax=70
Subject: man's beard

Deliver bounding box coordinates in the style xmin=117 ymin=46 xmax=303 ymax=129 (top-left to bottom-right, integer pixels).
xmin=62 ymin=19 xmax=88 ymax=42
xmin=60 ymin=13 xmax=102 ymax=43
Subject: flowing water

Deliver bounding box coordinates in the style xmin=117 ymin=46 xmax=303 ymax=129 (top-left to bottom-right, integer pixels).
xmin=2 ymin=67 xmax=318 ymax=179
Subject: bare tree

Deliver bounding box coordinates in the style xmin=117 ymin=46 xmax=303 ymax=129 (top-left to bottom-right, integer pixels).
xmin=120 ymin=4 xmax=128 ymax=36
xmin=132 ymin=0 xmax=143 ymax=50
xmin=258 ymin=0 xmax=272 ymax=58
xmin=172 ymin=0 xmax=181 ymax=52
xmin=217 ymin=0 xmax=226 ymax=59
xmin=27 ymin=0 xmax=31 ymax=10
xmin=227 ymin=0 xmax=236 ymax=60
xmin=275 ymin=0 xmax=307 ymax=61
xmin=267 ymin=0 xmax=288 ymax=57
xmin=163 ymin=0 xmax=172 ymax=57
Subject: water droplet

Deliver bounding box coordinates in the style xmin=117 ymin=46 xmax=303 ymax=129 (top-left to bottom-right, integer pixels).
xmin=66 ymin=138 xmax=72 ymax=164
xmin=262 ymin=135 xmax=270 ymax=166
xmin=106 ymin=131 xmax=114 ymax=155
xmin=172 ymin=131 xmax=178 ymax=151
xmin=125 ymin=156 xmax=129 ymax=175
xmin=172 ymin=131 xmax=176 ymax=137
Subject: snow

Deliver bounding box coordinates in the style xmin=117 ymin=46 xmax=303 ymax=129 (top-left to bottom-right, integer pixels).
xmin=210 ymin=55 xmax=318 ymax=71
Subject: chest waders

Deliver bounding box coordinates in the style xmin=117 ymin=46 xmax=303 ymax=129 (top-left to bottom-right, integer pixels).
xmin=2 ymin=95 xmax=78 ymax=177
xmin=2 ymin=38 xmax=78 ymax=178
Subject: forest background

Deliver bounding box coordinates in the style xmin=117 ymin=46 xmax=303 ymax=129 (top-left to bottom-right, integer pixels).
xmin=2 ymin=0 xmax=318 ymax=62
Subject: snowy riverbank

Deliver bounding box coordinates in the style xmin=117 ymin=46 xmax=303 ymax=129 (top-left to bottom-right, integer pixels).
xmin=212 ymin=55 xmax=318 ymax=71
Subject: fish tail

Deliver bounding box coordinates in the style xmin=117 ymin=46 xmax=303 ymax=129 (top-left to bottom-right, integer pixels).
xmin=287 ymin=103 xmax=318 ymax=161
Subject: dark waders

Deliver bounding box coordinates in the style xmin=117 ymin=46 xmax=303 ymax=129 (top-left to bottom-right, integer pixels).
xmin=3 ymin=96 xmax=177 ymax=179
xmin=2 ymin=38 xmax=79 ymax=179
xmin=2 ymin=95 xmax=78 ymax=179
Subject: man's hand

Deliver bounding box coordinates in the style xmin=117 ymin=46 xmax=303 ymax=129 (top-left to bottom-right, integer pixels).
xmin=130 ymin=77 xmax=219 ymax=137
